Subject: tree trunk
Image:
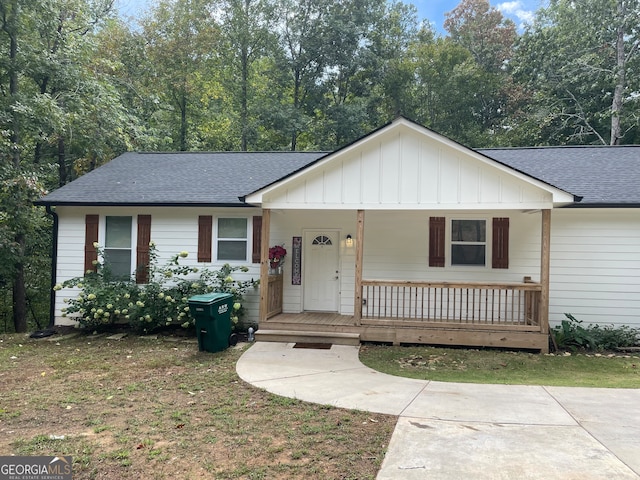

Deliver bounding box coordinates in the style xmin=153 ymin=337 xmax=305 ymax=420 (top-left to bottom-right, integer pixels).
xmin=610 ymin=0 xmax=626 ymax=145
xmin=241 ymin=46 xmax=249 ymax=151
xmin=58 ymin=137 xmax=67 ymax=186
xmin=240 ymin=0 xmax=250 ymax=151
xmin=34 ymin=141 xmax=42 ymax=164
xmin=180 ymin=92 xmax=188 ymax=151
xmin=7 ymin=1 xmax=20 ymax=168
xmin=291 ymin=72 xmax=301 ymax=151
xmin=4 ymin=0 xmax=28 ymax=332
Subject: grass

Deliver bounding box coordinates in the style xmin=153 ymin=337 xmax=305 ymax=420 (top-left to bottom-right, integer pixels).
xmin=4 ymin=331 xmax=637 ymax=478
xmin=359 ymin=344 xmax=640 ymax=388
xmin=0 ymin=332 xmax=395 ymax=479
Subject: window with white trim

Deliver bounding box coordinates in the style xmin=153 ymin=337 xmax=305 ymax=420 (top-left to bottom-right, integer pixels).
xmin=217 ymin=218 xmax=248 ymax=261
xmin=451 ymin=219 xmax=486 ymax=266
xmin=104 ymin=216 xmax=132 ymax=278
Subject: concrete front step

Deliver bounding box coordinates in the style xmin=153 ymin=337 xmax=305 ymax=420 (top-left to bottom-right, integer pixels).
xmin=255 ymin=329 xmax=360 ymax=346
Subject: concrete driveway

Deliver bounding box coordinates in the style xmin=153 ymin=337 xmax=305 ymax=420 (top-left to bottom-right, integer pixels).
xmin=236 ymin=342 xmax=640 ymax=479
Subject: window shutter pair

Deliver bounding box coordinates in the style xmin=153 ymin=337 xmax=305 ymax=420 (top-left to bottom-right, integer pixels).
xmin=197 ymin=215 xmax=262 ymax=263
xmin=84 ymin=214 xmax=152 ymax=283
xmin=428 ymin=216 xmax=509 ymax=269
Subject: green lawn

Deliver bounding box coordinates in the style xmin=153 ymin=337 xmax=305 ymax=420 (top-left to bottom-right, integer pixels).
xmin=359 ymin=344 xmax=640 ymax=388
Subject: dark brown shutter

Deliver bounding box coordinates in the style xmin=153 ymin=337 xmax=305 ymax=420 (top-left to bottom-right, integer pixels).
xmin=252 ymin=216 xmax=262 ymax=263
xmin=136 ymin=215 xmax=152 ymax=284
xmin=84 ymin=215 xmax=99 ymax=275
xmin=492 ymin=217 xmax=509 ymax=269
xmin=429 ymin=217 xmax=445 ymax=267
xmin=198 ymin=215 xmax=212 ymax=262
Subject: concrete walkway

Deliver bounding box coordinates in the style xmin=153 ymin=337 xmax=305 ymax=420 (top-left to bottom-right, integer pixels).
xmin=236 ymin=342 xmax=640 ymax=479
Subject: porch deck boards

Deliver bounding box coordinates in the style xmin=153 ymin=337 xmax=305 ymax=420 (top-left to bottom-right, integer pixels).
xmin=261 ymin=312 xmax=549 ymax=351
xmin=267 ymin=312 xmax=357 ymax=326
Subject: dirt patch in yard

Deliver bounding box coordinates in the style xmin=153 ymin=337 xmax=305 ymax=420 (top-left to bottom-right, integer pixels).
xmin=0 ymin=332 xmax=395 ymax=479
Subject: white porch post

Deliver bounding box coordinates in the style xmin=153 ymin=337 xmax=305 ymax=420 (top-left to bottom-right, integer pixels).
xmin=259 ymin=208 xmax=271 ymax=323
xmin=354 ymin=209 xmax=364 ymax=325
xmin=540 ymin=209 xmax=551 ymax=348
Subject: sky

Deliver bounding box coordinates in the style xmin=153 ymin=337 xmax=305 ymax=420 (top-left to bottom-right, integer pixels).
xmin=116 ymin=0 xmax=547 ymax=34
xmin=413 ymin=0 xmax=544 ymax=32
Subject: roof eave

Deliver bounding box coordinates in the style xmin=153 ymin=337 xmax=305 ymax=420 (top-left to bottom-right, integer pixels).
xmin=33 ymin=201 xmax=253 ymax=208
xmin=561 ymin=202 xmax=640 ymax=208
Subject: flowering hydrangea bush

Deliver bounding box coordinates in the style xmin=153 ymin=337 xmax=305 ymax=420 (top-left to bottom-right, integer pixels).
xmin=59 ymin=243 xmax=258 ymax=333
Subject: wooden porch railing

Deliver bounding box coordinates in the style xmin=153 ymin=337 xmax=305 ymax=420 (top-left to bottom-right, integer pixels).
xmin=361 ymin=280 xmax=542 ymax=328
xmin=266 ymin=274 xmax=283 ymax=319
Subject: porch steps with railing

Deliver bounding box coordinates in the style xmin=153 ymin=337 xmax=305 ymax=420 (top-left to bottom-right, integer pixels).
xmin=255 ymin=329 xmax=361 ymax=346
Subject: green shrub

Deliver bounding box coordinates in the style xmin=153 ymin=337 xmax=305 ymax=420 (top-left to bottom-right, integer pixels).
xmin=57 ymin=249 xmax=139 ymax=330
xmin=551 ymin=314 xmax=596 ymax=351
xmin=59 ymin=243 xmax=258 ymax=333
xmin=588 ymin=323 xmax=640 ymax=351
xmin=552 ymin=313 xmax=640 ymax=352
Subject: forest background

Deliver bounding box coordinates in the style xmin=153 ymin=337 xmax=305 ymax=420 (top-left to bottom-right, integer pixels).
xmin=1 ymin=0 xmax=639 ymax=332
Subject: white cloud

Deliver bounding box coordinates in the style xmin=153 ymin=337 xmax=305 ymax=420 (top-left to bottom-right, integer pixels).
xmin=498 ymin=1 xmax=522 ymax=14
xmin=497 ymin=1 xmax=536 ymax=26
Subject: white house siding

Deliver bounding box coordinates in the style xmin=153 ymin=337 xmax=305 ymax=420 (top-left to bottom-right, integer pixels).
xmin=54 ymin=204 xmax=640 ymax=331
xmin=53 ymin=206 xmax=262 ymax=327
xmin=362 ymin=210 xmax=542 ymax=283
xmin=271 ymin=209 xmax=545 ymax=317
xmin=549 ymin=208 xmax=640 ymax=328
xmin=252 ymin=121 xmax=573 ymax=210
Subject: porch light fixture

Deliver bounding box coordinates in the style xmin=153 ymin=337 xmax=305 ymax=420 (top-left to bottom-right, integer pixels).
xmin=346 ymin=234 xmax=353 ymax=247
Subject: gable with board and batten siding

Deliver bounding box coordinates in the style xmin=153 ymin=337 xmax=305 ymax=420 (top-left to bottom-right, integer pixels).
xmin=245 ymin=119 xmax=574 ymax=210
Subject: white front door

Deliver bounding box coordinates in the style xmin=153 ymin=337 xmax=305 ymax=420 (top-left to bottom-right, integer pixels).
xmin=303 ymin=230 xmax=339 ymax=311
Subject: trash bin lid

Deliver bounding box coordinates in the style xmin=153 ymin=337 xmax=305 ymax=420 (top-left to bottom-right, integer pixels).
xmin=188 ymin=292 xmax=233 ymax=305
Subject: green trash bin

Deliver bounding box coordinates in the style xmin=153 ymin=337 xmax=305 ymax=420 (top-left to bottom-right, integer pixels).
xmin=188 ymin=293 xmax=237 ymax=352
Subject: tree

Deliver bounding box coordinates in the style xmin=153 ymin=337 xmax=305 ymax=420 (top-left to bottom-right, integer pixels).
xmin=513 ymin=0 xmax=640 ymax=145
xmin=0 ymin=0 xmax=48 ymax=332
xmin=409 ymin=33 xmax=483 ymax=144
xmin=0 ymin=169 xmax=50 ymax=332
xmin=218 ymin=0 xmax=277 ymax=151
xmin=272 ymin=0 xmax=333 ymax=150
xmin=268 ymin=0 xmax=419 ymax=150
xmin=0 ymin=0 xmax=128 ymax=332
xmin=444 ymin=0 xmax=516 ymax=72
xmin=0 ymin=0 xmax=23 ymax=168
xmin=28 ymin=0 xmax=141 ymax=181
xmin=347 ymin=0 xmax=418 ymax=141
xmin=441 ymin=0 xmax=518 ymax=145
xmin=140 ymin=0 xmax=221 ymax=151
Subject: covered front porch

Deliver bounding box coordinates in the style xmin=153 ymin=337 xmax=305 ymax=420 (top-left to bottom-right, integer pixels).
xmin=245 ymin=119 xmax=573 ymax=354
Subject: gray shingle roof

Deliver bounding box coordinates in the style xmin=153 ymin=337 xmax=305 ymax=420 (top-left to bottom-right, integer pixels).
xmin=37 ymin=151 xmax=328 ymax=206
xmin=479 ymin=146 xmax=640 ymax=206
xmin=37 ymin=145 xmax=640 ymax=207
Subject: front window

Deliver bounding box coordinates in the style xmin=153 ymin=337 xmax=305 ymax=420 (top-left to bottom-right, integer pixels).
xmin=104 ymin=216 xmax=132 ymax=278
xmin=451 ymin=219 xmax=486 ymax=266
xmin=217 ymin=218 xmax=247 ymax=261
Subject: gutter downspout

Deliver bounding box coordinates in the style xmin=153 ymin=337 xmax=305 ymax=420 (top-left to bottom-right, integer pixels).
xmin=45 ymin=205 xmax=59 ymax=328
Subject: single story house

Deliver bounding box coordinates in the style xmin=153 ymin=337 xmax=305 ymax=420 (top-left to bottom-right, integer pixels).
xmin=36 ymin=117 xmax=640 ymax=352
